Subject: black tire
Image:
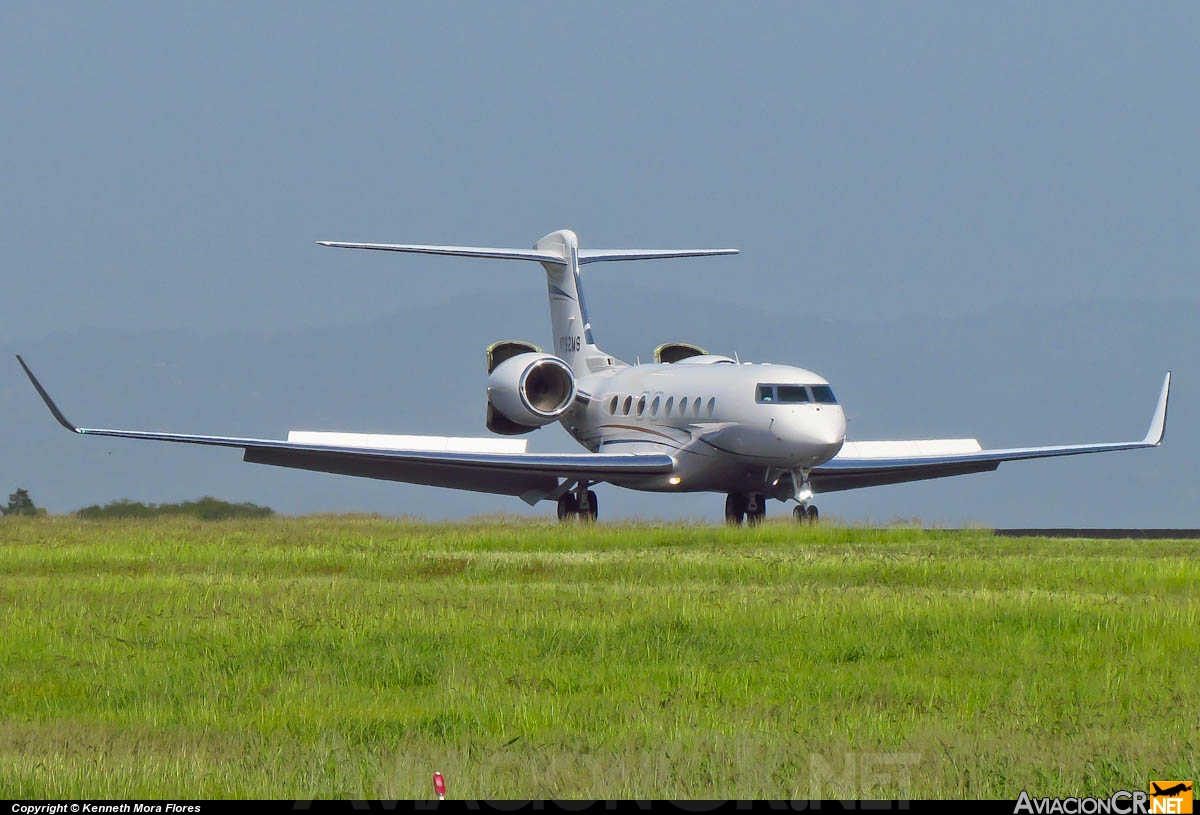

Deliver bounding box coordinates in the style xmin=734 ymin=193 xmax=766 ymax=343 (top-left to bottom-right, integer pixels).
xmin=793 ymin=505 xmax=806 ymax=523
xmin=724 ymin=493 xmax=746 ymax=526
xmin=584 ymin=490 xmax=599 ymax=521
xmin=807 ymin=505 xmax=819 ymax=524
xmin=557 ymin=493 xmax=578 ymax=521
xmin=747 ymin=496 xmax=765 ymax=527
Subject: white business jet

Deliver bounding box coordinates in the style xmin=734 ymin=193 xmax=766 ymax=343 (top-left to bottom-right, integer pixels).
xmin=18 ymin=229 xmax=1171 ymax=524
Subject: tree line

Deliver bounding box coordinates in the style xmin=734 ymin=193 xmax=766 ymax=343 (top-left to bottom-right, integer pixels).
xmin=2 ymin=488 xmax=273 ymax=520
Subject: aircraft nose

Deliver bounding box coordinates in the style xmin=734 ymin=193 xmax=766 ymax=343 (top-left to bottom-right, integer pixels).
xmin=809 ymin=407 xmax=846 ymax=447
xmin=773 ymin=407 xmax=845 ymax=465
xmin=804 ymin=407 xmax=846 ymax=464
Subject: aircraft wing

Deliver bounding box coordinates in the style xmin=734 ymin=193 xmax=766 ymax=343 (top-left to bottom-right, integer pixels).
xmin=811 ymin=373 xmax=1171 ymax=493
xmin=16 ymin=356 xmax=673 ymax=505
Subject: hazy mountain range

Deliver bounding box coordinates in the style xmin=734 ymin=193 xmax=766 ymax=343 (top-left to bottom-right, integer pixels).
xmin=3 ymin=286 xmax=1195 ymax=526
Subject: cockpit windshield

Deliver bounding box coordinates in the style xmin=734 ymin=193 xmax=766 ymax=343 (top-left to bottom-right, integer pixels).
xmin=777 ymin=385 xmax=809 ymax=403
xmin=811 ymin=385 xmax=838 ymax=404
xmin=756 ymin=384 xmax=837 ymax=405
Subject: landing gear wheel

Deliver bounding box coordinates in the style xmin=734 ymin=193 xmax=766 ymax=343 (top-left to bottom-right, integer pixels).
xmin=724 ymin=493 xmax=747 ymax=526
xmin=746 ymin=494 xmax=766 ymax=527
xmin=557 ymin=493 xmax=578 ymax=521
xmin=793 ymin=504 xmax=820 ymax=524
xmin=583 ymin=490 xmax=599 ymax=522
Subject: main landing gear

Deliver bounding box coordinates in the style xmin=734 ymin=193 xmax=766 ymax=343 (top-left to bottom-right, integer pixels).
xmin=557 ymin=485 xmax=598 ymax=522
xmin=724 ymin=493 xmax=766 ymax=527
xmin=724 ymin=490 xmax=819 ymax=526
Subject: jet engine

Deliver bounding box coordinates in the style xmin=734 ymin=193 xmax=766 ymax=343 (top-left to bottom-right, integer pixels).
xmin=486 ymin=342 xmax=577 ymax=435
xmin=654 ymin=342 xmax=707 ymax=364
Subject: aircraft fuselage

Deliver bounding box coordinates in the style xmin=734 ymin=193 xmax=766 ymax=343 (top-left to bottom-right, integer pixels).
xmin=562 ymin=356 xmax=847 ymax=495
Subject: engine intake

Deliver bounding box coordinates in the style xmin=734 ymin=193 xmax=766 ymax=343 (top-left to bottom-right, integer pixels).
xmin=654 ymin=342 xmax=708 ymax=364
xmin=487 ymin=352 xmax=577 ymax=433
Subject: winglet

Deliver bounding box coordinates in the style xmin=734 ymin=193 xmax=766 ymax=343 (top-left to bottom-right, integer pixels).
xmin=15 ymin=355 xmax=80 ymax=433
xmin=1143 ymin=371 xmax=1171 ymax=446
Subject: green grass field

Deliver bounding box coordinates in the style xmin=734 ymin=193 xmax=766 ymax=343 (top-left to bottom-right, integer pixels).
xmin=0 ymin=516 xmax=1196 ymax=799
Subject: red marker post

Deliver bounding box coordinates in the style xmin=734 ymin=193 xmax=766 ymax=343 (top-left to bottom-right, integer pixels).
xmin=433 ymin=771 xmax=446 ymax=801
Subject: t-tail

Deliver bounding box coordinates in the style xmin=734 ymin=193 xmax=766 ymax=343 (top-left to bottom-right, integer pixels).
xmin=318 ymin=229 xmax=738 ymax=374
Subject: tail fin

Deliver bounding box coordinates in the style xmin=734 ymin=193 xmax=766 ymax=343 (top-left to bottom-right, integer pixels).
xmin=319 ymin=229 xmax=738 ymax=374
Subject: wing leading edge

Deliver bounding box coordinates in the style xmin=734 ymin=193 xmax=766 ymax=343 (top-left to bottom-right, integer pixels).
xmin=15 ymin=356 xmax=673 ymax=505
xmin=811 ymin=372 xmax=1171 ymax=493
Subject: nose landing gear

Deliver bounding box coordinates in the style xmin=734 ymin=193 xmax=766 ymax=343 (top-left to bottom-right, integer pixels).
xmin=790 ymin=469 xmax=819 ymax=524
xmin=792 ymin=504 xmax=819 ymax=524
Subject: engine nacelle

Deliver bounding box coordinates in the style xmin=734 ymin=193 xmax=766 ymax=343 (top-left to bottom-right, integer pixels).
xmin=654 ymin=342 xmax=708 ymax=364
xmin=487 ymin=352 xmax=577 ymax=433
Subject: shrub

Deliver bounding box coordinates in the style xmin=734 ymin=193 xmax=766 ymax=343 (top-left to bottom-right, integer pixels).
xmin=75 ymin=496 xmax=274 ymax=521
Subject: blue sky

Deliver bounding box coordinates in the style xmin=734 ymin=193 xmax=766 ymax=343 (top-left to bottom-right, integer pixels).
xmin=3 ymin=3 xmax=1197 ymax=522
xmin=5 ymin=2 xmax=1197 ymax=341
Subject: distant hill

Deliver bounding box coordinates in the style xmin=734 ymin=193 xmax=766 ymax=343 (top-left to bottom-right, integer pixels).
xmin=3 ymin=286 xmax=1195 ymax=525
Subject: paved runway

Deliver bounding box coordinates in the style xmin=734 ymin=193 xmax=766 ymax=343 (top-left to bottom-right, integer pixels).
xmin=993 ymin=528 xmax=1200 ymax=539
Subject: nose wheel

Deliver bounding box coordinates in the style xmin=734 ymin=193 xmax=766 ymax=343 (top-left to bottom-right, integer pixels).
xmin=792 ymin=504 xmax=819 ymax=524
xmin=789 ymin=469 xmax=818 ymax=524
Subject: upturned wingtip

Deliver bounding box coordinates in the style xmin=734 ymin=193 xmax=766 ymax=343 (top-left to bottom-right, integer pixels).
xmin=1144 ymin=371 xmax=1171 ymax=446
xmin=15 ymin=355 xmax=79 ymax=433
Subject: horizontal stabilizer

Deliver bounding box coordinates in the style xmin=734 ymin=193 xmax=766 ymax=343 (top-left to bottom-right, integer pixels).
xmin=317 ymin=242 xmax=566 ymax=264
xmin=318 ymin=238 xmax=738 ymax=266
xmin=577 ymin=248 xmax=739 ymax=264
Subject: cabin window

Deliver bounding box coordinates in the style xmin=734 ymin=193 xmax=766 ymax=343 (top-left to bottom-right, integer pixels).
xmin=636 ymin=395 xmax=647 ymax=417
xmin=811 ymin=385 xmax=838 ymax=404
xmin=622 ymin=395 xmax=633 ymax=415
xmin=608 ymin=395 xmax=619 ymax=415
xmin=679 ymin=397 xmax=688 ymax=415
xmin=706 ymin=397 xmax=716 ymax=417
xmin=651 ymin=395 xmax=661 ymax=416
xmin=693 ymin=398 xmax=702 ymax=417
xmin=665 ymin=396 xmax=674 ymax=415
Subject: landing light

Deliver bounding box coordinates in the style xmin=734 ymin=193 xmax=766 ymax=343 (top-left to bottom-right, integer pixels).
xmin=668 ymin=476 xmax=682 ymax=485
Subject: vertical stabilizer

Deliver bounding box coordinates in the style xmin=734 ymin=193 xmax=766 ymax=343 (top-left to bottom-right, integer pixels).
xmin=535 ymin=229 xmax=615 ymax=374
